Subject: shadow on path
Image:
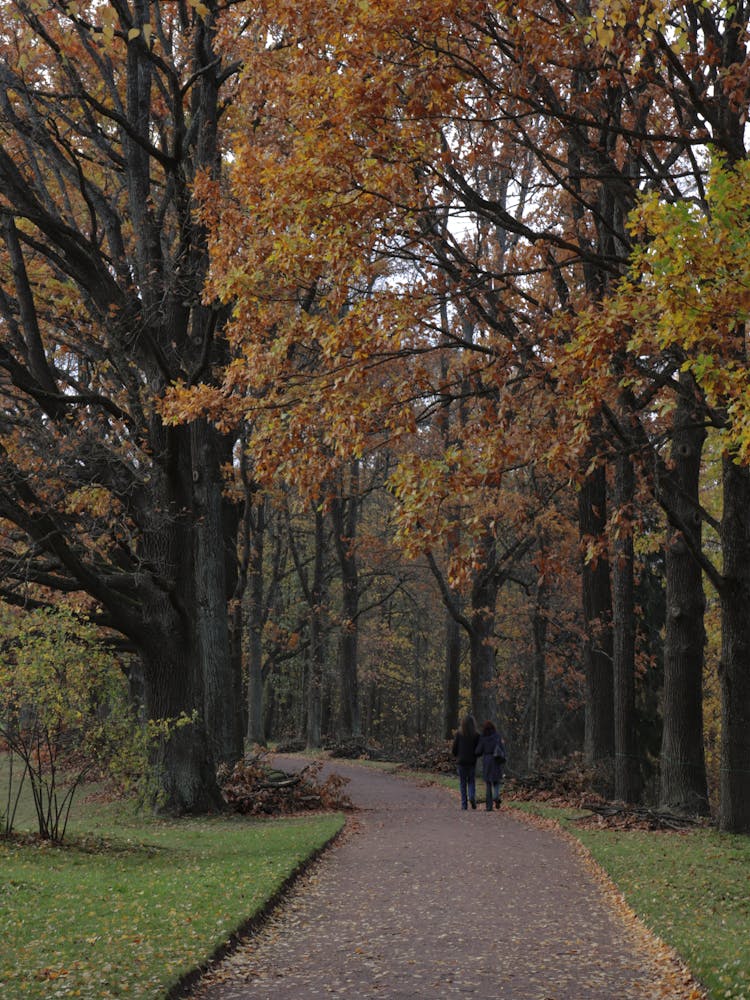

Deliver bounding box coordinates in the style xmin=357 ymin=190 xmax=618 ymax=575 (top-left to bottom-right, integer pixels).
xmin=189 ymin=757 xmax=698 ymax=999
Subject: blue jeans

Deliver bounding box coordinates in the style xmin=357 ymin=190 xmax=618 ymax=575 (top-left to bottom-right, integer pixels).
xmin=485 ymin=781 xmax=501 ymax=810
xmin=457 ymin=764 xmax=476 ymax=809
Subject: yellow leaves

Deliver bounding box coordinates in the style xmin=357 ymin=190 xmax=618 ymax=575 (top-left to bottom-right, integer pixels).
xmin=188 ymin=0 xmax=211 ymax=17
xmin=65 ymin=485 xmax=114 ymax=519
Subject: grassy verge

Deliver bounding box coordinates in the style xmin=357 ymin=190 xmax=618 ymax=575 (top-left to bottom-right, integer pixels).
xmin=509 ymin=801 xmax=750 ymax=1000
xmin=0 ymin=757 xmax=344 ymax=999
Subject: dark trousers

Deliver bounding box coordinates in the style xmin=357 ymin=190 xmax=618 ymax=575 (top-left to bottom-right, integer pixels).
xmin=457 ymin=764 xmax=476 ymax=809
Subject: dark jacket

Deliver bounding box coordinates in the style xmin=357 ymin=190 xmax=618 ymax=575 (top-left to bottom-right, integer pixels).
xmin=477 ymin=732 xmax=505 ymax=783
xmin=452 ymin=731 xmax=480 ymax=766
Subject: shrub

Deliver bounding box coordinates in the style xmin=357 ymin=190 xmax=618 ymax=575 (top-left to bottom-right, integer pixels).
xmin=0 ymin=604 xmax=146 ymax=841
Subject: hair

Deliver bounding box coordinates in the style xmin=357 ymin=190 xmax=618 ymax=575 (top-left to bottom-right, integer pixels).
xmin=482 ymin=720 xmax=496 ymax=735
xmin=460 ymin=714 xmax=477 ymax=739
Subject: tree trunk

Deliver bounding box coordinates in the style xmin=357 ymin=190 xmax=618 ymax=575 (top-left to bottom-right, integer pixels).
xmin=470 ymin=549 xmax=500 ymax=726
xmin=612 ymin=448 xmax=642 ymax=803
xmin=246 ymin=496 xmax=266 ymax=747
xmin=443 ymin=608 xmax=462 ymax=738
xmin=141 ymin=614 xmax=221 ymax=815
xmin=307 ymin=508 xmax=328 ymax=749
xmin=578 ymin=457 xmax=614 ymax=783
xmin=659 ymin=385 xmax=709 ymax=814
xmin=719 ymin=457 xmax=750 ymax=833
xmin=331 ymin=462 xmax=361 ymax=738
xmin=192 ymin=420 xmax=243 ymax=767
xmin=528 ymin=568 xmax=549 ymax=772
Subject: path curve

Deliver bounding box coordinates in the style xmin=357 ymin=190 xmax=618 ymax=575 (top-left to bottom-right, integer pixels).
xmin=190 ymin=757 xmax=696 ymax=999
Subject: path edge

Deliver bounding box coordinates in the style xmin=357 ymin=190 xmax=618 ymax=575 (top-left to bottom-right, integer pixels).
xmin=165 ymin=813 xmax=352 ymax=1000
xmin=510 ymin=805 xmax=708 ymax=1000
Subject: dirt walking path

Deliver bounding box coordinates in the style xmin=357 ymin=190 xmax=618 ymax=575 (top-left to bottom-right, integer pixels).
xmin=189 ymin=758 xmax=698 ymax=999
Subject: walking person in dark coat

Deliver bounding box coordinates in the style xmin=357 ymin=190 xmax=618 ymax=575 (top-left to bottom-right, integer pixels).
xmin=451 ymin=714 xmax=480 ymax=810
xmin=476 ymin=720 xmax=506 ymax=811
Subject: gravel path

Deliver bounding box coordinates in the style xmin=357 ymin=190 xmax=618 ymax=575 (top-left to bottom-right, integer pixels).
xmin=188 ymin=758 xmax=700 ymax=999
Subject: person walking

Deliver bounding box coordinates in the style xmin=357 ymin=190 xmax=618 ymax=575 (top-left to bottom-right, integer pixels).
xmin=451 ymin=714 xmax=480 ymax=810
xmin=476 ymin=720 xmax=506 ymax=811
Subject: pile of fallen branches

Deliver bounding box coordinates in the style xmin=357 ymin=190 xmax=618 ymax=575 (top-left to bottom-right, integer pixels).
xmin=218 ymin=754 xmax=352 ymax=816
xmin=505 ymin=754 xmax=605 ymax=807
xmin=275 ymin=737 xmax=306 ymax=754
xmin=395 ymin=741 xmax=456 ymax=775
xmin=573 ymin=802 xmax=708 ymax=832
xmin=323 ymin=737 xmax=387 ymax=760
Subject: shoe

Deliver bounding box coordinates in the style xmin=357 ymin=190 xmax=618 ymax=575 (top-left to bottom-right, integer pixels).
xmin=494 ymin=798 xmax=501 ymax=808
xmin=470 ymin=799 xmax=476 ymax=809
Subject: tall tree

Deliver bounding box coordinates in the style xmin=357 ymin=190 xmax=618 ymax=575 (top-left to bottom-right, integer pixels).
xmin=0 ymin=1 xmax=245 ymax=810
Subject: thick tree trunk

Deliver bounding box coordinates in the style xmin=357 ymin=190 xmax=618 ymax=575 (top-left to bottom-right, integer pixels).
xmin=719 ymin=458 xmax=750 ymax=833
xmin=141 ymin=614 xmax=221 ymax=814
xmin=612 ymin=448 xmax=642 ymax=803
xmin=192 ymin=421 xmax=242 ymax=767
xmin=579 ymin=458 xmax=614 ymax=782
xmin=659 ymin=387 xmax=709 ymax=814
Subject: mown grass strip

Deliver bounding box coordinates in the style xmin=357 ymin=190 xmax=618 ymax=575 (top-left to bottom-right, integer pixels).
xmin=0 ymin=812 xmax=343 ymax=999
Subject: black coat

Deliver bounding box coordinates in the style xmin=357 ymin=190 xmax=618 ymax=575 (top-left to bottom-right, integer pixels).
xmin=477 ymin=732 xmax=505 ymax=783
xmin=451 ymin=731 xmax=480 ymax=766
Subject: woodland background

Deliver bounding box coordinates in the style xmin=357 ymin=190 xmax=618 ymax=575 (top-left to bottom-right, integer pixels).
xmin=0 ymin=0 xmax=749 ymax=832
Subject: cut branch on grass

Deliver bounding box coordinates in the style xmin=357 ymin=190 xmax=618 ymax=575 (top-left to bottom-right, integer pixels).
xmin=218 ymin=752 xmax=352 ymax=815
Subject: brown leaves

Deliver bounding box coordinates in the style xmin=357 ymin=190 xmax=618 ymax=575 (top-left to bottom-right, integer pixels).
xmin=218 ymin=753 xmax=353 ymax=816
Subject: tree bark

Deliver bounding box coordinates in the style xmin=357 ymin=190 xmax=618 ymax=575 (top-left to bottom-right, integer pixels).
xmin=443 ymin=608 xmax=462 ymax=738
xmin=611 ymin=447 xmax=642 ymax=803
xmin=658 ymin=385 xmax=709 ymax=814
xmin=718 ymin=457 xmax=750 ymax=833
xmin=528 ymin=564 xmax=549 ymax=772
xmin=469 ymin=536 xmax=500 ymax=727
xmin=192 ymin=420 xmax=243 ymax=767
xmin=246 ymin=495 xmax=266 ymax=747
xmin=578 ymin=455 xmax=614 ymax=782
xmin=307 ymin=508 xmax=328 ymax=749
xmin=331 ymin=462 xmax=361 ymax=737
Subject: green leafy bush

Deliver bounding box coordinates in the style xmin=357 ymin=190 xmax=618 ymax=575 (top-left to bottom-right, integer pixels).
xmin=0 ymin=604 xmax=145 ymax=841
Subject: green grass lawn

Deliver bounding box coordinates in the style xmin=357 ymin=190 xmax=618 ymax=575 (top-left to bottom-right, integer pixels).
xmin=0 ymin=756 xmax=343 ymax=999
